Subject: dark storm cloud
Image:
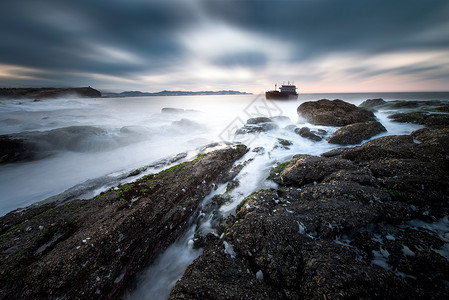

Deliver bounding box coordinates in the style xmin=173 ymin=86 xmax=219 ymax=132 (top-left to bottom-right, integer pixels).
xmin=202 ymin=0 xmax=449 ymax=58
xmin=0 ymin=0 xmax=195 ymax=75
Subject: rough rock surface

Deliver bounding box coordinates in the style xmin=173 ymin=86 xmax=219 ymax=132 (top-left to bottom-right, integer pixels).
xmin=0 ymin=145 xmax=248 ymax=299
xmin=170 ymin=127 xmax=449 ymax=299
xmin=297 ymin=99 xmax=376 ymax=126
xmin=389 ymin=112 xmax=449 ymax=126
xmin=327 ymin=121 xmax=387 ymax=145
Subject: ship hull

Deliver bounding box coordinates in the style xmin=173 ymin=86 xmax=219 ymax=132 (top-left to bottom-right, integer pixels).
xmin=265 ymin=91 xmax=298 ymax=100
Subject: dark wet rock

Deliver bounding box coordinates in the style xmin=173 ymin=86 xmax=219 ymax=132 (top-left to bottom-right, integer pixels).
xmin=410 ymin=127 xmax=449 ymax=151
xmin=388 ymin=100 xmax=443 ymax=109
xmin=192 ymin=232 xmax=205 ymax=249
xmin=161 ymin=107 xmax=186 ymax=114
xmin=336 ymin=127 xmax=449 ymax=169
xmin=360 ymin=99 xmax=449 ymax=112
xmin=226 ymin=179 xmax=240 ymax=192
xmin=297 ymin=99 xmax=376 ymax=126
xmin=172 ymin=127 xmax=449 ymax=299
xmin=320 ymin=147 xmax=347 ymax=157
xmin=348 ymin=223 xmax=449 ymax=299
xmin=172 ymin=189 xmax=413 ymax=299
xmin=274 ymin=155 xmax=357 ymax=186
xmin=317 ymin=128 xmax=327 ymax=135
xmin=389 ymin=112 xmax=449 ymax=126
xmin=294 ymin=127 xmax=322 ymax=141
xmin=236 ymin=122 xmax=279 ymax=134
xmin=359 ymin=98 xmax=387 ymax=109
xmin=327 ymin=121 xmax=387 ymax=145
xmin=247 ymin=117 xmax=272 ymax=124
xmin=252 ymin=146 xmax=265 ymax=154
xmin=436 ymin=104 xmax=449 ymax=112
xmin=169 ymin=152 xmax=188 ymax=163
xmin=0 ymin=135 xmax=39 ymax=163
xmin=0 ymin=146 xmax=248 ymax=299
xmin=275 ymin=138 xmax=293 ymax=149
xmin=336 ymin=135 xmax=424 ymax=162
xmin=161 ymin=107 xmax=199 ymax=114
xmin=169 ymin=234 xmax=279 ymax=300
xmin=0 ymin=126 xmax=125 ymax=163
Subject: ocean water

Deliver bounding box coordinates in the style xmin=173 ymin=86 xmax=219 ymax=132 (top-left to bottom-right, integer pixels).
xmin=1 ymin=92 xmax=448 ymax=298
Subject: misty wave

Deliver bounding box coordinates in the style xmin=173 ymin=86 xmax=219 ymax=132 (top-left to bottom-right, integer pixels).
xmin=1 ymin=117 xmax=208 ymax=164
xmin=1 ymin=125 xmax=156 ymax=163
xmin=161 ymin=118 xmax=207 ymax=135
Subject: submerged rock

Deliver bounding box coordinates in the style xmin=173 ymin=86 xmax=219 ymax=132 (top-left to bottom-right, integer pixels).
xmin=247 ymin=117 xmax=273 ymax=124
xmin=236 ymin=118 xmax=279 ymax=134
xmin=327 ymin=121 xmax=387 ymax=145
xmin=297 ymin=99 xmax=376 ymax=126
xmin=294 ymin=127 xmax=322 ymax=141
xmin=0 ymin=145 xmax=248 ymax=299
xmin=359 ymin=98 xmax=387 ymax=109
xmin=0 ymin=135 xmax=38 ymax=163
xmin=359 ymin=99 xmax=448 ymax=112
xmin=0 ymin=126 xmax=124 ymax=163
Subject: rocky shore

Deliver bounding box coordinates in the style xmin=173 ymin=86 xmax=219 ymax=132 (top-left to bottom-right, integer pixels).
xmin=1 ymin=98 xmax=448 ymax=299
xmin=170 ymin=99 xmax=449 ymax=299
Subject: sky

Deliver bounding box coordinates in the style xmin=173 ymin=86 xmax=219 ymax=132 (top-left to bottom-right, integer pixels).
xmin=1 ymin=0 xmax=449 ymax=94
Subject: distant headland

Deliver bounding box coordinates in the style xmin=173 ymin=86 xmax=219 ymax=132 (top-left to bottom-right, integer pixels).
xmin=0 ymin=87 xmax=251 ymax=99
xmin=102 ymin=90 xmax=252 ymax=97
xmin=0 ymin=87 xmax=102 ymax=99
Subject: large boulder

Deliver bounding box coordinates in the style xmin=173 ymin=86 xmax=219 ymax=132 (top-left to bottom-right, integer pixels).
xmin=297 ymin=99 xmax=376 ymax=126
xmin=0 ymin=145 xmax=248 ymax=299
xmin=327 ymin=121 xmax=387 ymax=145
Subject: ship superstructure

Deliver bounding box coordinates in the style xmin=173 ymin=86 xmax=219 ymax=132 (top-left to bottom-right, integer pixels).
xmin=265 ymin=82 xmax=298 ymax=100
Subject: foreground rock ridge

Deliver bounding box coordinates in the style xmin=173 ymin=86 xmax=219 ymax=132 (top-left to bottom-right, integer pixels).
xmin=0 ymin=145 xmax=248 ymax=299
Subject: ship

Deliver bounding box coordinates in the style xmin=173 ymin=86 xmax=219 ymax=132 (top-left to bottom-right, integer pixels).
xmin=265 ymin=82 xmax=298 ymax=100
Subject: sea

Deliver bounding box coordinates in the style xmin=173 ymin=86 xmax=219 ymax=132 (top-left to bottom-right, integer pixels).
xmin=1 ymin=91 xmax=448 ymax=299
